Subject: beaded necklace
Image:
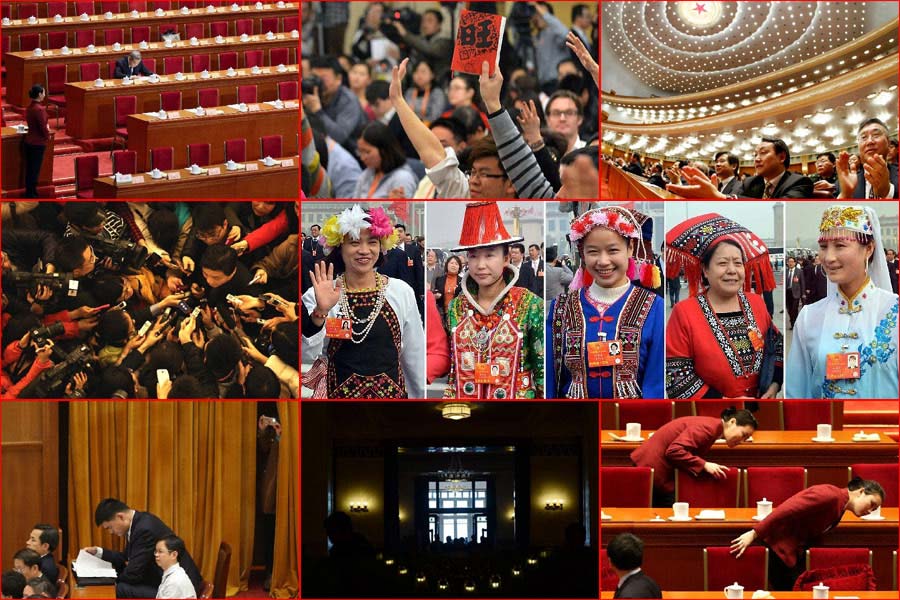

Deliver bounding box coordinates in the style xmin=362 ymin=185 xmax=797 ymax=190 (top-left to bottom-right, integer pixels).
xmin=338 ymin=274 xmax=386 ymax=344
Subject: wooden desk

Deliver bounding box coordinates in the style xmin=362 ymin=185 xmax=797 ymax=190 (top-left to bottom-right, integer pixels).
xmin=127 ymin=101 xmax=298 ymax=171
xmin=602 ymin=593 xmax=891 ymax=598
xmin=1 ymin=127 xmax=55 ymax=195
xmin=5 ymin=34 xmax=299 ymax=107
xmin=600 ymin=507 xmax=899 ymax=591
xmin=0 ymin=3 xmax=297 ymax=50
xmin=603 ymin=163 xmax=685 ymax=199
xmin=601 ymin=429 xmax=898 ymax=486
xmin=93 ymin=156 xmax=298 ymax=198
xmin=68 ymin=562 xmax=116 ymax=599
xmin=64 ymin=64 xmax=299 ymax=138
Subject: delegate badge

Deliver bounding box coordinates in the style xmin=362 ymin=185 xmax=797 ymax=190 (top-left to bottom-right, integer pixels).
xmin=587 ymin=339 xmax=623 ymax=367
xmin=474 ymin=362 xmax=503 ymax=385
xmin=325 ymin=317 xmax=353 ymax=339
xmin=748 ymin=328 xmax=764 ymax=352
xmin=825 ymin=352 xmax=861 ymax=380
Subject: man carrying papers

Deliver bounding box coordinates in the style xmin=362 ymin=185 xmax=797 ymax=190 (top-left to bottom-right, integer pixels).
xmin=80 ymin=498 xmax=202 ymax=598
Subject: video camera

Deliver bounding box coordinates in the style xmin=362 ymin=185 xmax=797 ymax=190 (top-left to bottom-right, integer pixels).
xmin=20 ymin=344 xmax=97 ymax=398
xmin=81 ymin=234 xmax=157 ymax=271
xmin=302 ymin=74 xmax=322 ymax=96
xmin=508 ymin=2 xmax=536 ymax=36
xmin=8 ymin=270 xmax=80 ymax=297
xmin=31 ymin=321 xmax=65 ymax=345
xmin=381 ymin=7 xmax=421 ymax=41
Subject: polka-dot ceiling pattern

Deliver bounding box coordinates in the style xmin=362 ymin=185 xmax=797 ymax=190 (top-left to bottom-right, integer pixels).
xmin=604 ymin=1 xmax=866 ymax=94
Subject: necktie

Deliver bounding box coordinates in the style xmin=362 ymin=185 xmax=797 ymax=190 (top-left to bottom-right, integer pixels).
xmin=762 ymin=181 xmax=774 ymax=199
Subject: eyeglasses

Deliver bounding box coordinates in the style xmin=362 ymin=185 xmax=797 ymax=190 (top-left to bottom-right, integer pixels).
xmin=548 ymin=109 xmax=579 ymax=118
xmin=465 ymin=170 xmax=507 ymax=180
xmin=857 ymin=130 xmax=886 ymax=143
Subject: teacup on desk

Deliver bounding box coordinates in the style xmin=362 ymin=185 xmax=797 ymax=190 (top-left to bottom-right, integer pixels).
xmin=227 ymin=67 xmax=237 ymax=77
xmin=265 ymin=31 xmax=275 ymax=40
xmin=61 ymin=46 xmax=71 ymax=55
xmin=103 ymin=11 xmax=114 ymax=19
xmin=273 ymin=99 xmax=284 ymax=108
xmin=237 ymin=102 xmax=248 ymax=112
xmin=262 ymin=156 xmax=276 ymax=166
xmin=164 ymin=40 xmax=175 ymax=48
xmin=190 ymin=37 xmax=200 ymax=46
xmin=625 ymin=422 xmax=641 ymax=440
xmin=27 ymin=15 xmax=38 ymax=23
xmin=53 ymin=14 xmax=64 ymax=22
xmin=816 ymin=424 xmax=832 ymax=441
xmin=215 ymin=35 xmax=226 ymax=43
xmin=180 ymin=6 xmax=191 ymax=13
xmin=251 ymin=65 xmax=262 ymax=75
xmin=200 ymin=70 xmax=211 ymax=79
xmin=33 ymin=48 xmax=43 ymax=56
xmin=193 ymin=106 xmax=205 ymax=116
xmin=93 ymin=78 xmax=105 ymax=87
xmin=139 ymin=40 xmax=149 ymax=49
xmin=207 ymin=5 xmax=217 ymax=12
xmin=276 ymin=64 xmax=287 ymax=72
xmin=80 ymin=13 xmax=91 ymax=21
xmin=671 ymin=502 xmax=689 ymax=520
xmin=87 ymin=44 xmax=97 ymax=53
xmin=175 ymin=72 xmax=185 ymax=81
xmin=150 ymin=168 xmax=165 ymax=179
xmin=255 ymin=1 xmax=264 ymax=9
xmin=155 ymin=8 xmax=165 ymax=15
xmin=277 ymin=0 xmax=285 ymax=6
xmin=240 ymin=33 xmax=250 ymax=42
xmin=1 ymin=17 xmax=11 ymax=25
xmin=231 ymin=3 xmax=242 ymax=11
xmin=812 ymin=582 xmax=829 ymax=599
xmin=756 ymin=498 xmax=772 ymax=519
xmin=131 ymin=9 xmax=140 ymax=17
xmin=16 ymin=124 xmax=27 ymax=133
xmin=290 ymin=29 xmax=299 ymax=38
xmin=225 ymin=160 xmax=239 ymax=170
xmin=723 ymin=582 xmax=743 ymax=599
xmin=189 ymin=164 xmax=203 ymax=174
xmin=112 ymin=42 xmax=122 ymax=51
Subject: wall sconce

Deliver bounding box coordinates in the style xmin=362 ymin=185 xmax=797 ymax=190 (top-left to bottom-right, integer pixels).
xmin=384 ymin=557 xmax=394 ymax=566
xmin=489 ymin=575 xmax=502 ymax=589
xmin=415 ymin=572 xmax=427 ymax=585
xmin=349 ymin=502 xmax=369 ymax=512
xmin=463 ymin=579 xmax=476 ymax=593
xmin=397 ymin=565 xmax=408 ymax=576
xmin=526 ymin=556 xmax=538 ymax=566
xmin=544 ymin=500 xmax=564 ymax=511
xmin=437 ymin=578 xmax=449 ymax=591
xmin=511 ymin=566 xmax=522 ymax=577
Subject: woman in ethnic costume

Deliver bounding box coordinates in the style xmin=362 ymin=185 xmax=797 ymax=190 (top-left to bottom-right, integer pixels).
xmin=666 ymin=213 xmax=783 ymax=399
xmin=546 ymin=206 xmax=665 ymax=398
xmin=444 ymin=202 xmax=544 ymax=399
xmin=786 ymin=205 xmax=898 ymax=398
xmin=302 ymin=204 xmax=424 ymax=398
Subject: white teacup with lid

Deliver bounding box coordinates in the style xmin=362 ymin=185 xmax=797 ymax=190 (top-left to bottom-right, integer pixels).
xmin=756 ymin=498 xmax=772 ymax=519
xmin=53 ymin=14 xmax=64 ymax=22
xmin=812 ymin=582 xmax=829 ymax=599
xmin=723 ymin=582 xmax=743 ymax=599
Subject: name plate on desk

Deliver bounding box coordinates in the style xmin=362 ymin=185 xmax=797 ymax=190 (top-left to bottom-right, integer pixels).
xmin=169 ymin=172 xmax=181 ymax=180
xmin=281 ymin=159 xmax=294 ymax=167
xmin=245 ymin=163 xmax=258 ymax=171
xmin=248 ymin=104 xmax=261 ymax=112
xmin=208 ymin=167 xmax=222 ymax=175
xmin=132 ymin=176 xmax=145 ymax=184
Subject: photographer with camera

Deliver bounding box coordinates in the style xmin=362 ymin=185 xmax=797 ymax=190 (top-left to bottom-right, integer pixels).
xmin=388 ymin=8 xmax=452 ymax=87
xmin=304 ymin=56 xmax=369 ymax=153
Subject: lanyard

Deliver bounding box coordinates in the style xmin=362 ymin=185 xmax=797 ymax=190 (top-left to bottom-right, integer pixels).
xmin=367 ymin=172 xmax=384 ymax=197
xmin=412 ymin=86 xmax=431 ymax=120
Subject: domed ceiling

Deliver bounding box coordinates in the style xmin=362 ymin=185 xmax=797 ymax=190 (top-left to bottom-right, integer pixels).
xmin=603 ymin=1 xmax=874 ymax=96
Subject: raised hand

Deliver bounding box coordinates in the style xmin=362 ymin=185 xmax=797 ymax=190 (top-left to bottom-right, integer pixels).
xmin=389 ymin=58 xmax=409 ymax=104
xmin=565 ymin=31 xmax=598 ymax=88
xmin=835 ymin=151 xmax=858 ymax=198
xmin=863 ymin=154 xmax=891 ymax=198
xmin=479 ymin=61 xmax=503 ymax=113
xmin=665 ymin=165 xmax=725 ymax=198
xmin=516 ymin=99 xmax=542 ymax=146
xmin=310 ymin=261 xmax=342 ymax=315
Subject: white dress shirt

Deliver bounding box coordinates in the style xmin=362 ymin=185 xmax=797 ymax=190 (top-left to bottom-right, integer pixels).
xmin=156 ymin=564 xmax=196 ymax=599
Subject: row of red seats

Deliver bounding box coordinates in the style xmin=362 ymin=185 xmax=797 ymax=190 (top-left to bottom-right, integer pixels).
xmin=601 ymin=464 xmax=898 ymax=508
xmin=5 ymin=17 xmax=299 ymax=51
xmin=74 ymin=135 xmax=287 ymax=196
xmin=3 ymin=1 xmax=288 ymax=19
xmin=610 ymin=399 xmax=837 ymax=430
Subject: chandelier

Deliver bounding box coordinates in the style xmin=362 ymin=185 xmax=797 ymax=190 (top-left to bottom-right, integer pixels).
xmin=438 ymin=454 xmax=471 ymax=491
xmin=442 ymin=402 xmax=471 ymax=420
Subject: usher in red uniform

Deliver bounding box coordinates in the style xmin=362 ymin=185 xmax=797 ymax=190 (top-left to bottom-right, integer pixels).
xmin=630 ymin=416 xmax=723 ymax=495
xmin=752 ymin=484 xmax=849 ymax=567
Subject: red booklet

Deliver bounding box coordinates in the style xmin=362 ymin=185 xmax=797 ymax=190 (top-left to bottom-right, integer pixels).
xmin=450 ymin=9 xmax=507 ymax=76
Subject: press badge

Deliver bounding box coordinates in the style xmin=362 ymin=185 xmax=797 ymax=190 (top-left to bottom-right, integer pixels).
xmin=325 ymin=317 xmax=353 ymax=339
xmin=474 ymin=362 xmax=503 ymax=385
xmin=825 ymin=352 xmax=861 ymax=380
xmin=587 ymin=340 xmax=623 ymax=367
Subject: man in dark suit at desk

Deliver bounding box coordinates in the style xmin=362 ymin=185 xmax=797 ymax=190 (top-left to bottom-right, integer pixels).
xmin=83 ymin=498 xmax=202 ymax=598
xmin=26 ymin=524 xmax=59 ymax=584
xmin=113 ymin=51 xmax=154 ymax=79
xmin=714 ymin=151 xmax=743 ymax=196
xmin=607 ymin=533 xmax=662 ymax=599
xmin=837 ymin=117 xmax=899 ymax=199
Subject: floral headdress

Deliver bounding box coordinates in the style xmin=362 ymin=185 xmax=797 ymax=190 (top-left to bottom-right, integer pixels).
xmin=319 ymin=204 xmax=399 ymax=255
xmin=569 ymin=206 xmax=661 ymax=291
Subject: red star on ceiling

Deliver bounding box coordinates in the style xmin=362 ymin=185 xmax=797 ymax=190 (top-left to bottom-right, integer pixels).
xmin=694 ymin=2 xmax=707 ymax=14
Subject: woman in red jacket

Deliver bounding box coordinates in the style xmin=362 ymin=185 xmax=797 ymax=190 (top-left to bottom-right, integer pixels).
xmin=24 ymin=84 xmax=51 ymax=198
xmin=630 ymin=407 xmax=757 ymax=507
xmin=730 ymin=477 xmax=884 ymax=590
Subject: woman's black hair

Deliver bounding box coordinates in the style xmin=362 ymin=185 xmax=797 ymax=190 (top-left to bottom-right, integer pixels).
xmin=848 ymin=476 xmax=885 ymax=501
xmin=98 ymin=310 xmax=131 ymax=346
xmin=147 ymin=208 xmax=179 ymax=253
xmin=721 ymin=407 xmax=758 ymax=429
xmin=91 ymin=276 xmax=126 ymax=306
xmin=29 ymin=84 xmax=44 ymax=99
xmin=98 ymin=365 xmax=135 ymax=398
xmin=271 ymin=320 xmax=299 ymax=370
xmin=359 ymin=121 xmax=407 ymax=174
xmin=443 ymin=255 xmax=463 ymax=272
xmin=169 ymin=375 xmax=205 ymax=398
xmin=700 ymin=239 xmax=745 ymax=287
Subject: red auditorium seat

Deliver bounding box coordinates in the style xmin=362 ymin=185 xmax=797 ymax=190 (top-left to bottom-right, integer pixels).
xmin=80 ymin=63 xmax=101 ymax=81
xmin=601 ymin=467 xmax=653 ymax=508
xmin=75 ymin=156 xmax=100 ymax=198
xmin=184 ymin=22 xmax=204 ymax=39
xmin=243 ymin=50 xmax=264 ymax=68
xmin=269 ymin=47 xmax=290 ymax=66
xmin=104 ymin=29 xmax=125 ymax=45
xmin=704 ymin=547 xmax=768 ymax=591
xmin=675 ymin=467 xmax=741 ymax=507
xmin=127 ymin=1 xmax=148 ymax=11
xmin=47 ymin=2 xmax=69 ymax=17
xmin=260 ymin=135 xmax=282 ymax=158
xmin=849 ymin=464 xmax=898 ymax=508
xmin=148 ymin=1 xmax=172 ymax=11
xmin=210 ymin=21 xmax=229 ymax=38
xmin=237 ymin=85 xmax=257 ymax=104
xmin=277 ymin=81 xmax=298 ymax=101
xmin=142 ymin=57 xmax=156 ymax=73
xmin=234 ymin=19 xmax=253 ymax=36
xmin=807 ymin=548 xmax=873 ymax=570
xmin=260 ymin=17 xmax=278 ymax=35
xmin=224 ymin=139 xmax=247 ymax=163
xmin=112 ymin=150 xmax=137 ymax=175
xmin=131 ymin=26 xmax=151 ymax=44
xmin=191 ymin=55 xmax=211 ymax=73
xmin=75 ymin=30 xmax=96 ymax=48
xmin=74 ymin=2 xmax=95 ymax=16
xmin=187 ymin=143 xmax=211 ymax=167
xmin=45 ymin=64 xmax=68 ymax=127
xmin=150 ymin=146 xmax=174 ymax=170
xmin=781 ymin=400 xmax=833 ymax=430
xmin=615 ymin=400 xmax=674 ymax=430
xmin=693 ymin=401 xmax=744 ymax=418
xmin=112 ymin=95 xmax=137 ymax=154
xmin=197 ymin=88 xmax=219 ymax=108
xmin=160 ymin=91 xmax=182 ymax=111
xmin=163 ymin=56 xmax=184 ymax=75
xmin=108 ymin=60 xmax=119 ymax=78
xmin=0 ymin=5 xmax=9 ymax=20
xmin=745 ymin=467 xmax=806 ymax=508
xmin=17 ymin=3 xmax=39 ymax=20
xmin=283 ymin=15 xmax=298 ymax=32
xmin=218 ymin=52 xmax=238 ymax=71
xmin=100 ymin=1 xmax=121 ymax=14
xmin=47 ymin=32 xmax=68 ymax=50
xmin=19 ymin=34 xmax=41 ymax=52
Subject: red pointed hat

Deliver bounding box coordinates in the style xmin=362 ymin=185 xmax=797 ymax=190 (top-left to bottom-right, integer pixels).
xmin=452 ymin=201 xmax=524 ymax=252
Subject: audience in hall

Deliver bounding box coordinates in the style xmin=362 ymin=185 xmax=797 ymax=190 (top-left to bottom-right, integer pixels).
xmin=714 ymin=151 xmax=743 ymax=196
xmin=2 ymin=570 xmax=26 ymax=599
xmin=22 ymin=577 xmax=56 ymax=599
xmin=809 ymin=152 xmax=839 ymax=198
xmin=837 ymin=117 xmax=899 ymax=199
xmin=24 ymin=526 xmax=58 ymax=584
xmin=606 ymin=533 xmax=661 ymax=599
xmin=11 ymin=551 xmax=42 ymax=584
xmin=305 ymin=56 xmax=369 ymax=152
xmin=153 ymin=535 xmax=197 ymax=599
xmin=114 ymin=51 xmax=154 ymax=79
xmin=352 ymin=122 xmax=419 ymax=198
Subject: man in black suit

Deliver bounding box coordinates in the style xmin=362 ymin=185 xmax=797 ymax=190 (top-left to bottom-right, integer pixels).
xmin=113 ymin=51 xmax=154 ymax=79
xmin=508 ymin=243 xmax=535 ymax=291
xmin=379 ymin=224 xmax=424 ymax=316
xmin=622 ymin=154 xmax=645 ymax=177
xmin=809 ymin=152 xmax=840 ymax=198
xmin=302 ymin=224 xmax=324 ymax=259
xmin=714 ymin=151 xmax=743 ymax=196
xmin=785 ymin=256 xmax=804 ymax=329
xmin=527 ymin=244 xmax=545 ymax=296
xmin=83 ymin=498 xmax=202 ymax=598
xmin=886 ymin=248 xmax=899 ymax=294
xmin=608 ymin=533 xmax=661 ymax=598
xmin=837 ymin=117 xmax=899 ymax=199
xmin=803 ymin=256 xmax=828 ymax=305
xmin=668 ymin=138 xmax=813 ymax=198
xmin=26 ymin=525 xmax=59 ymax=584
